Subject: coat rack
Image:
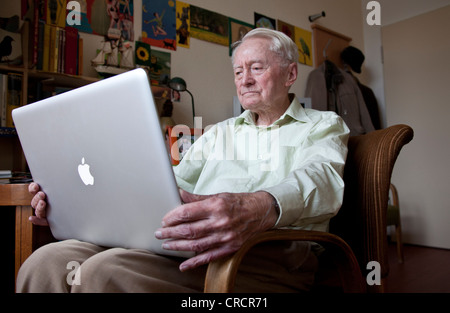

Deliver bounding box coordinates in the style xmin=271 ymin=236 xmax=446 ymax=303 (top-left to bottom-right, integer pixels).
xmin=311 ymin=24 xmax=352 ymax=68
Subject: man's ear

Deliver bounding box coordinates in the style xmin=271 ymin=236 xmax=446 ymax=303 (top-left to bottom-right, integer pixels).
xmin=285 ymin=62 xmax=298 ymax=87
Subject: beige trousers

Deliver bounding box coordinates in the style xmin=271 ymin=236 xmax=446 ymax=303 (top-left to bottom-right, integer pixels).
xmin=16 ymin=239 xmax=317 ymax=293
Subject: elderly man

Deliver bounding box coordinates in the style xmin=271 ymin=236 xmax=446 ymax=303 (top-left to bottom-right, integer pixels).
xmin=17 ymin=28 xmax=349 ymax=293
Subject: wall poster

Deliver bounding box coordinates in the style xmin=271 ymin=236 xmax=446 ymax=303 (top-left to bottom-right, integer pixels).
xmin=142 ymin=0 xmax=177 ymax=50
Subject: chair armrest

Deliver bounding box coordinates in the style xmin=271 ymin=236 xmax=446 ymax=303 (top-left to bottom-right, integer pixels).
xmin=204 ymin=229 xmax=366 ymax=293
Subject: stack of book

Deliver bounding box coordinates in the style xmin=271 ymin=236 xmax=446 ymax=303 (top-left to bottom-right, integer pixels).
xmin=30 ymin=0 xmax=83 ymax=75
xmin=0 ymin=170 xmax=32 ymax=184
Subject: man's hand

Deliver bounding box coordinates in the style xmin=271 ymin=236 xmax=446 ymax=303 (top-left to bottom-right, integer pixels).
xmin=29 ymin=182 xmax=49 ymax=226
xmin=155 ymin=189 xmax=278 ymax=271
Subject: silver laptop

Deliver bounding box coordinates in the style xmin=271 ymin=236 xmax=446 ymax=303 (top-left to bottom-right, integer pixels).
xmin=12 ymin=68 xmax=193 ymax=258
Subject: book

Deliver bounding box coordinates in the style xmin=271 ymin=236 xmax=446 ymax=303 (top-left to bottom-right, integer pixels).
xmin=65 ymin=27 xmax=79 ymax=75
xmin=47 ymin=0 xmax=66 ymax=28
xmin=5 ymin=73 xmax=23 ymax=128
xmin=78 ymin=37 xmax=83 ymax=75
xmin=0 ymin=74 xmax=7 ymax=127
xmin=36 ymin=19 xmax=45 ymax=70
xmin=0 ymin=170 xmax=12 ymax=177
xmin=42 ymin=22 xmax=51 ymax=71
xmin=57 ymin=27 xmax=65 ymax=73
xmin=0 ymin=171 xmax=32 ymax=184
xmin=48 ymin=25 xmax=56 ymax=72
xmin=54 ymin=27 xmax=60 ymax=73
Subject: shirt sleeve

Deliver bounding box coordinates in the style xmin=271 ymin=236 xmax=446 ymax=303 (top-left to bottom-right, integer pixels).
xmin=262 ymin=113 xmax=350 ymax=230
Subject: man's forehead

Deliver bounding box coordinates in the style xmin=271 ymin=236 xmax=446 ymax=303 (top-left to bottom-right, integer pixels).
xmin=233 ymin=39 xmax=274 ymax=65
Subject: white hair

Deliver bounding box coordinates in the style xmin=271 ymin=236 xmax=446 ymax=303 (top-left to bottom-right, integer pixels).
xmin=231 ymin=28 xmax=299 ymax=67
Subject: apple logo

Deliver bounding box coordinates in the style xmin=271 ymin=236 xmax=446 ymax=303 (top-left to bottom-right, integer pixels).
xmin=78 ymin=157 xmax=94 ymax=186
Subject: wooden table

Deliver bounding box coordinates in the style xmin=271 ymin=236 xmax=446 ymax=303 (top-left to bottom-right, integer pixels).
xmin=0 ymin=184 xmax=39 ymax=282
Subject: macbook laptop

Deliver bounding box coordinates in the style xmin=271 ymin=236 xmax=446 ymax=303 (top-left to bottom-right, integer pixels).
xmin=12 ymin=68 xmax=193 ymax=258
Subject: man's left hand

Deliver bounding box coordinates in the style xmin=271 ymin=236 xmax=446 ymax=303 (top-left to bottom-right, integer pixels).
xmin=155 ymin=189 xmax=278 ymax=271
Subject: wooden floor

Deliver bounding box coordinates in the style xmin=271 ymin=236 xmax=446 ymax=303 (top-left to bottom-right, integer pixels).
xmin=385 ymin=242 xmax=450 ymax=293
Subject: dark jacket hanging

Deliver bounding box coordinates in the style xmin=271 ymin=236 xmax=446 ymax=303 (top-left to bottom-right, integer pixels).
xmin=305 ymin=61 xmax=375 ymax=136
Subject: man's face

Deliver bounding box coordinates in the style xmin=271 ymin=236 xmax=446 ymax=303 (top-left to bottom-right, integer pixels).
xmin=233 ymin=37 xmax=291 ymax=113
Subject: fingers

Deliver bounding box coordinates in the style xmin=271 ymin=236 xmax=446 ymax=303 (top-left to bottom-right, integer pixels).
xmin=28 ymin=182 xmax=40 ymax=195
xmin=179 ymin=189 xmax=211 ymax=204
xmin=161 ymin=201 xmax=210 ymax=227
xmin=157 ymin=192 xmax=275 ymax=271
xmin=29 ymin=215 xmax=49 ymax=226
xmin=178 ymin=244 xmax=239 ymax=272
xmin=29 ymin=183 xmax=49 ymax=226
xmin=31 ymin=191 xmax=46 ymax=212
xmin=33 ymin=194 xmax=47 ymax=218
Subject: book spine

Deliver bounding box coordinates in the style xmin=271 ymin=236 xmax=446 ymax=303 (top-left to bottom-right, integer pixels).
xmin=54 ymin=27 xmax=59 ymax=73
xmin=65 ymin=27 xmax=78 ymax=75
xmin=42 ymin=23 xmax=50 ymax=71
xmin=48 ymin=25 xmax=56 ymax=72
xmin=31 ymin=0 xmax=39 ymax=68
xmin=78 ymin=37 xmax=83 ymax=76
xmin=0 ymin=74 xmax=7 ymax=127
xmin=36 ymin=20 xmax=45 ymax=70
xmin=5 ymin=73 xmax=23 ymax=128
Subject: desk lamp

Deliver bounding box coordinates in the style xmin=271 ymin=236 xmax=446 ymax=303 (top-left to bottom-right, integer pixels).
xmin=169 ymin=77 xmax=195 ymax=125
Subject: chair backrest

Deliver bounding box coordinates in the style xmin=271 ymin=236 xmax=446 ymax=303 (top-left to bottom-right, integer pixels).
xmin=329 ymin=124 xmax=414 ymax=293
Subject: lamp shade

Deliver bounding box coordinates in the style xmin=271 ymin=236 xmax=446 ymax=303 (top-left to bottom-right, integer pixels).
xmin=169 ymin=77 xmax=187 ymax=92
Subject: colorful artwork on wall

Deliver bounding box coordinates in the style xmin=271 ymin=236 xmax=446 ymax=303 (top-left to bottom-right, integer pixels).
xmin=277 ymin=19 xmax=295 ymax=42
xmin=254 ymin=12 xmax=276 ymax=30
xmin=190 ymin=5 xmax=229 ymax=46
xmin=135 ymin=40 xmax=151 ymax=66
xmin=176 ymin=1 xmax=190 ymax=48
xmin=294 ymin=26 xmax=313 ymax=66
xmin=228 ymin=18 xmax=253 ymax=56
xmin=142 ymin=0 xmax=177 ymax=51
xmin=149 ymin=49 xmax=171 ymax=86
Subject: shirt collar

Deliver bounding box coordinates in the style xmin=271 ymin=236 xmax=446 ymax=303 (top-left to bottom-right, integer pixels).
xmin=235 ymin=94 xmax=311 ymax=126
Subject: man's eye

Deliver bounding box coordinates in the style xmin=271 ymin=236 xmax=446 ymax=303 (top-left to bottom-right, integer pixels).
xmin=251 ymin=66 xmax=265 ymax=74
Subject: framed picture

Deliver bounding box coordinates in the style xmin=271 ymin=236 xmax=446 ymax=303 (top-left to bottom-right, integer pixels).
xmin=166 ymin=126 xmax=203 ymax=165
xmin=142 ymin=0 xmax=176 ymax=50
xmin=294 ymin=26 xmax=313 ymax=66
xmin=277 ymin=19 xmax=295 ymax=42
xmin=228 ymin=18 xmax=254 ymax=56
xmin=254 ymin=12 xmax=276 ymax=30
xmin=149 ymin=49 xmax=171 ymax=86
xmin=190 ymin=5 xmax=229 ymax=46
xmin=176 ymin=1 xmax=191 ymax=48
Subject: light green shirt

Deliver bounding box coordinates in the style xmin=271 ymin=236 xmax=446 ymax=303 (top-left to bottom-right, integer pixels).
xmin=174 ymin=96 xmax=350 ymax=231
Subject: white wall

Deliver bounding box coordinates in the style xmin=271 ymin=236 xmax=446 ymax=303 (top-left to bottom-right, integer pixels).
xmin=382 ymin=5 xmax=450 ymax=249
xmin=360 ymin=0 xmax=386 ymax=127
xmin=360 ymin=0 xmax=450 ymax=129
xmin=359 ymin=0 xmax=450 ymax=249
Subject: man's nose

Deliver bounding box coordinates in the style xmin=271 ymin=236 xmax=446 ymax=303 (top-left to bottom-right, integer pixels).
xmin=242 ymin=69 xmax=255 ymax=85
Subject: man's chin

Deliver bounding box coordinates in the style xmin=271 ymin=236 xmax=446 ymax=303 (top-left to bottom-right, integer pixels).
xmin=239 ymin=97 xmax=261 ymax=110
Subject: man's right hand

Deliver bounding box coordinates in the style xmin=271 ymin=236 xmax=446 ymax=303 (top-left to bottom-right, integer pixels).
xmin=29 ymin=182 xmax=49 ymax=226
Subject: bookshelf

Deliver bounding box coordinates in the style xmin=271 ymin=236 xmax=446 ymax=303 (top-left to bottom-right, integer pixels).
xmin=0 ymin=21 xmax=98 ymax=172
